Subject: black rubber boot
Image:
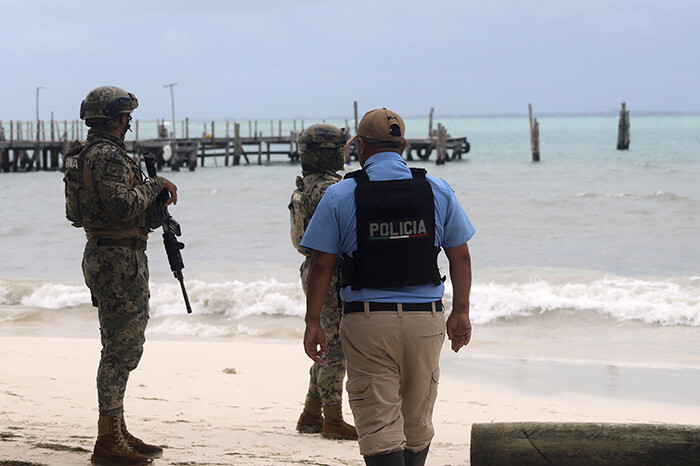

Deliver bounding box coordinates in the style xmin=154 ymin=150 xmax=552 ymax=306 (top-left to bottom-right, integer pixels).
xmin=403 ymin=445 xmax=430 ymax=466
xmin=364 ymin=449 xmax=405 ymax=466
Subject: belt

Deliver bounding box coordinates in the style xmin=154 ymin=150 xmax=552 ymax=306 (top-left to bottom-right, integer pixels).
xmin=96 ymin=237 xmax=147 ymax=250
xmin=343 ymin=300 xmax=443 ymax=313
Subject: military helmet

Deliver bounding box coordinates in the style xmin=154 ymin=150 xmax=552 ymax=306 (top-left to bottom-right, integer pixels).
xmin=298 ymin=124 xmax=347 ymax=155
xmin=298 ymin=124 xmax=347 ymax=173
xmin=80 ymin=86 xmax=138 ymax=121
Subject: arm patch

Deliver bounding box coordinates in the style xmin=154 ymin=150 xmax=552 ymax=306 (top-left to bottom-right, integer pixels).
xmin=102 ymin=159 xmax=128 ymax=181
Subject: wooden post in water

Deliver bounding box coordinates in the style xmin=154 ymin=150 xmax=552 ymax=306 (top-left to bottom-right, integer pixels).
xmin=436 ymin=123 xmax=448 ymax=165
xmin=429 ymin=107 xmax=434 ymax=136
xmin=211 ymin=121 xmax=218 ymax=167
xmin=0 ymin=120 xmax=7 ymax=172
xmin=185 ymin=117 xmax=190 ymax=139
xmin=278 ymin=120 xmax=282 ymax=140
xmin=10 ymin=121 xmax=16 ymax=172
xmin=353 ymin=101 xmax=358 ymax=133
xmin=41 ymin=121 xmax=48 ymax=169
xmin=199 ymin=122 xmax=206 ymax=168
xmin=225 ymin=121 xmax=230 ymax=166
xmin=528 ymin=103 xmax=540 ymax=162
xmin=254 ymin=121 xmax=258 ymax=140
xmin=233 ymin=122 xmax=241 ymax=166
xmin=471 ymin=422 xmax=700 ymax=466
xmin=289 ymin=129 xmax=294 ymax=159
xmin=50 ymin=114 xmax=59 ymax=169
xmin=12 ymin=122 xmax=20 ymax=172
xmin=617 ymin=102 xmax=630 ymax=150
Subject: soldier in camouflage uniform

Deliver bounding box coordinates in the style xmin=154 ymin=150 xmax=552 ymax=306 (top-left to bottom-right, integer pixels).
xmin=65 ymin=86 xmax=178 ymax=466
xmin=289 ymin=124 xmax=358 ymax=440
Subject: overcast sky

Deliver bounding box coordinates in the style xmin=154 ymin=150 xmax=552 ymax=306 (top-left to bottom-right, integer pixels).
xmin=2 ymin=0 xmax=699 ymax=121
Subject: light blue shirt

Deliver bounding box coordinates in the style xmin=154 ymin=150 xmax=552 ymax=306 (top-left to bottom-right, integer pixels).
xmin=300 ymin=152 xmax=475 ymax=303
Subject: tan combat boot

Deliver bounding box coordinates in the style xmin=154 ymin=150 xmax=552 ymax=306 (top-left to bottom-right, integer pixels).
xmin=121 ymin=414 xmax=163 ymax=458
xmin=296 ymin=395 xmax=324 ymax=433
xmin=321 ymin=404 xmax=358 ymax=440
xmin=91 ymin=415 xmax=152 ymax=466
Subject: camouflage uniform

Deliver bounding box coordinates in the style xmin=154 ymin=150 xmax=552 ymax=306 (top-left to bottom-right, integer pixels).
xmin=79 ymin=129 xmax=166 ymax=416
xmin=291 ymin=124 xmax=357 ymax=440
xmin=291 ymin=171 xmax=344 ymax=404
xmin=67 ymin=86 xmax=169 ymax=464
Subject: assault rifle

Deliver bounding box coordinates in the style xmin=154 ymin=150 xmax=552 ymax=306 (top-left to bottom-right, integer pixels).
xmin=143 ymin=152 xmax=193 ymax=314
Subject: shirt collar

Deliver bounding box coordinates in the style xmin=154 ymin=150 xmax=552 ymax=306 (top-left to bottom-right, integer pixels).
xmin=363 ymin=151 xmax=407 ymax=168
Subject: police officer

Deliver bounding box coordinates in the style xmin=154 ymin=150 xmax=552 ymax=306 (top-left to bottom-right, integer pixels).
xmin=289 ymin=124 xmax=358 ymax=440
xmin=66 ymin=86 xmax=177 ymax=465
xmin=301 ymin=109 xmax=474 ymax=466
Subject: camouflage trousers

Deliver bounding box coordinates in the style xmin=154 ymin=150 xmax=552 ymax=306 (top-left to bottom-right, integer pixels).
xmin=82 ymin=238 xmax=150 ymax=416
xmin=300 ymin=257 xmax=346 ymax=405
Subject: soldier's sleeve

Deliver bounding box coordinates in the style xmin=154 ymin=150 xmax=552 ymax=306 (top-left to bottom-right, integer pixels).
xmin=89 ymin=146 xmax=167 ymax=221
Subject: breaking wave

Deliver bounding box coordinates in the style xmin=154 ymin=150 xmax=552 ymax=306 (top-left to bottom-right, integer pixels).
xmin=1 ymin=275 xmax=698 ymax=338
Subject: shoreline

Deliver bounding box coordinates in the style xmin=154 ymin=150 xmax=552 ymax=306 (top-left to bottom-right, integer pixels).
xmin=1 ymin=336 xmax=697 ymax=465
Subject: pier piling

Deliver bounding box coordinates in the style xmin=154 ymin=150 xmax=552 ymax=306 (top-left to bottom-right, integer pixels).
xmin=617 ymin=102 xmax=630 ymax=150
xmin=528 ymin=103 xmax=540 ymax=162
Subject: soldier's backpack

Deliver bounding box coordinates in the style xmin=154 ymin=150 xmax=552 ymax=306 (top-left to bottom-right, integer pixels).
xmin=63 ymin=139 xmax=97 ymax=228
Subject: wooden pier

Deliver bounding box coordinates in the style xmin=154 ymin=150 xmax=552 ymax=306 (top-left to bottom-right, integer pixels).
xmin=0 ymin=116 xmax=470 ymax=172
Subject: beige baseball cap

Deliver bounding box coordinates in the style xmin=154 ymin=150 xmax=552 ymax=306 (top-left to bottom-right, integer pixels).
xmin=347 ymin=108 xmax=405 ymax=145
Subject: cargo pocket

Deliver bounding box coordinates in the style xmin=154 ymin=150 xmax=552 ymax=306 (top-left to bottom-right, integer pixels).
xmin=346 ymin=376 xmax=374 ymax=404
xmin=424 ymin=367 xmax=440 ymax=422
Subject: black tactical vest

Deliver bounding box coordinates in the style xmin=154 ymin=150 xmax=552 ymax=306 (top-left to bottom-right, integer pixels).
xmin=341 ymin=167 xmax=443 ymax=290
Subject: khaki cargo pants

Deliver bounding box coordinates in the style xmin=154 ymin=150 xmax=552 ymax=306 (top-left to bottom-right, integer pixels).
xmin=340 ymin=308 xmax=445 ymax=456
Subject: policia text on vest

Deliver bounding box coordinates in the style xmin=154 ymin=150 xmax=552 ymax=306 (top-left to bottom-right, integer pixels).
xmin=369 ymin=219 xmax=427 ymax=239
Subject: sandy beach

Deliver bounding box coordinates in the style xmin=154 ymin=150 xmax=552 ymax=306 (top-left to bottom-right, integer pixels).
xmin=0 ymin=336 xmax=696 ymax=466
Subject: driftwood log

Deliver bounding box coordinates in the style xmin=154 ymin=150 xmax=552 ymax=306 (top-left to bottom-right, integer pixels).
xmin=471 ymin=422 xmax=700 ymax=466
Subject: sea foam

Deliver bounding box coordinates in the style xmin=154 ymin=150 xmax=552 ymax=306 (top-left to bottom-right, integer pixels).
xmin=1 ymin=275 xmax=698 ymax=330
